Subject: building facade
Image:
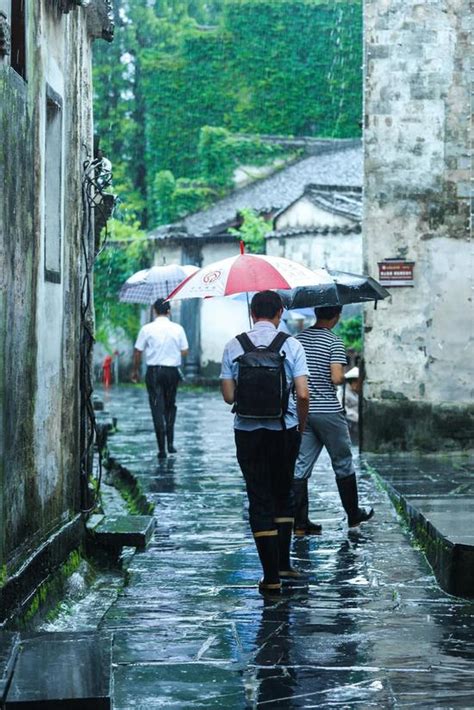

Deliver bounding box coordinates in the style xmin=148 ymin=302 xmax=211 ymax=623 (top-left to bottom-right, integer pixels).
xmin=363 ymin=0 xmax=473 ymax=450
xmin=147 ymin=143 xmax=363 ymax=379
xmin=266 ymin=184 xmax=362 ymax=275
xmin=0 ymin=0 xmax=113 ymax=621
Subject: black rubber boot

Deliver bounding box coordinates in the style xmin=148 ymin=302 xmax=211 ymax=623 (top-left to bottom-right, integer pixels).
xmin=254 ymin=534 xmax=281 ymax=593
xmin=157 ymin=430 xmax=167 ymax=459
xmin=336 ymin=474 xmax=374 ymax=528
xmin=166 ymin=427 xmax=177 ymax=454
xmin=166 ymin=406 xmax=177 ymax=454
xmin=276 ymin=521 xmax=304 ymax=580
xmin=292 ymin=479 xmax=322 ymax=537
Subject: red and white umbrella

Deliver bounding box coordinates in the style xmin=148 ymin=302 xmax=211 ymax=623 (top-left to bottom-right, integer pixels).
xmin=167 ymin=245 xmax=332 ymax=300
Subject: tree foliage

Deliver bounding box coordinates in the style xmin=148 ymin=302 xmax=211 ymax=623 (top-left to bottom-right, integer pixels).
xmin=93 ymin=0 xmax=362 ymax=226
xmin=94 ymin=219 xmax=151 ymax=347
xmin=93 ymin=0 xmax=363 ymax=345
xmin=336 ymin=314 xmax=363 ymax=353
xmin=229 ymin=209 xmax=270 ymax=254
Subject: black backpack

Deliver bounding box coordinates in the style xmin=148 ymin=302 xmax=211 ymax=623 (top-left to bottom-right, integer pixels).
xmin=233 ymin=331 xmax=291 ymax=420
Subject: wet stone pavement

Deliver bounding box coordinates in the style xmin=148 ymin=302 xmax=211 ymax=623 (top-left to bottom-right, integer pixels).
xmin=101 ymin=385 xmax=474 ymax=709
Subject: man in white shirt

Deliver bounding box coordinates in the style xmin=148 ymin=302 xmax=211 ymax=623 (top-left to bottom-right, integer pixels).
xmin=132 ymin=299 xmax=189 ymax=459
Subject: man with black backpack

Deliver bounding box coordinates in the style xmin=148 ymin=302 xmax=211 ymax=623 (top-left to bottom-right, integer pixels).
xmin=220 ymin=291 xmax=310 ymax=594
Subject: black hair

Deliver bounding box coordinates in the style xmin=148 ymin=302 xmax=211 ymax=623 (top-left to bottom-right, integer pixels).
xmin=314 ymin=305 xmax=342 ymax=321
xmin=251 ymin=290 xmax=284 ymax=319
xmin=154 ymin=298 xmax=171 ymax=315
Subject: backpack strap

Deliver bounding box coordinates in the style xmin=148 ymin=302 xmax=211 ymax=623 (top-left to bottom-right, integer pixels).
xmin=267 ymin=331 xmax=290 ymax=353
xmin=236 ymin=332 xmax=257 ymax=353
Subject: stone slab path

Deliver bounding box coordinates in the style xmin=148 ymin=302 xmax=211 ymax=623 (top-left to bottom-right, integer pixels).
xmin=102 ymin=386 xmax=474 ymax=709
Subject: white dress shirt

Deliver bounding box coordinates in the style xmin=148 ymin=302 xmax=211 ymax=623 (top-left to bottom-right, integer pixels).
xmin=135 ymin=316 xmax=189 ymax=367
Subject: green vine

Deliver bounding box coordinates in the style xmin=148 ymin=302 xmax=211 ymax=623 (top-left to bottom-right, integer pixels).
xmin=94 ymin=0 xmax=362 ymax=225
xmin=229 ymin=208 xmax=270 ymax=254
xmin=93 ymin=218 xmax=151 ymax=349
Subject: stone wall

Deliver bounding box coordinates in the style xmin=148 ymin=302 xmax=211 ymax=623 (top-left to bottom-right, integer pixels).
xmin=0 ymin=2 xmax=94 ymax=599
xmin=363 ymin=0 xmax=473 ymax=451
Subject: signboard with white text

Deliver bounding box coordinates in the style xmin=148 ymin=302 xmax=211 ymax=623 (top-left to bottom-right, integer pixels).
xmin=378 ymin=259 xmax=415 ymax=287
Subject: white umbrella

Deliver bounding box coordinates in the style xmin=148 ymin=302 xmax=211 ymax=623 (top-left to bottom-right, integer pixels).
xmin=119 ymin=264 xmax=199 ymax=305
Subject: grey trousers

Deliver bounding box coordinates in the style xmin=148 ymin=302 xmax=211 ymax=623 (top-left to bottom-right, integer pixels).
xmin=294 ymin=411 xmax=355 ymax=481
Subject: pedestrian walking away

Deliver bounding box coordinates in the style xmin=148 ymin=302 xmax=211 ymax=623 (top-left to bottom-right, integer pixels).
xmin=339 ymin=366 xmax=361 ymax=444
xmin=292 ymin=305 xmax=374 ymax=534
xmin=131 ymin=298 xmax=189 ymax=459
xmin=220 ymin=290 xmax=310 ymax=595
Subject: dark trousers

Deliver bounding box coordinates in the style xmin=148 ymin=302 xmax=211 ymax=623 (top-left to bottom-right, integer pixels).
xmin=145 ymin=366 xmax=180 ymax=447
xmin=235 ymin=427 xmax=301 ymax=534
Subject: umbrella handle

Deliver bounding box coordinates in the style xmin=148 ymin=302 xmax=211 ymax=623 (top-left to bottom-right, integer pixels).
xmin=246 ymin=291 xmax=252 ymax=328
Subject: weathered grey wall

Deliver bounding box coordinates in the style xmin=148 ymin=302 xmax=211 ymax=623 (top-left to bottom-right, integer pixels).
xmin=0 ymin=3 xmax=93 ymax=576
xmin=363 ymin=0 xmax=474 ymax=450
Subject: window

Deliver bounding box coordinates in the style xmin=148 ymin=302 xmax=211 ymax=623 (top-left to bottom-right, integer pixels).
xmin=10 ymin=0 xmax=26 ymax=79
xmin=44 ymin=85 xmax=63 ymax=283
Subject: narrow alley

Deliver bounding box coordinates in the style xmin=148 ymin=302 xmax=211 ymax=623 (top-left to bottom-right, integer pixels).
xmin=98 ymin=386 xmax=474 ymax=708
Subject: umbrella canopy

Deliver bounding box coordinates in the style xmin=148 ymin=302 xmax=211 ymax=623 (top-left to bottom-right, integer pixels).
xmin=167 ymin=252 xmax=333 ymax=300
xmin=278 ymin=269 xmax=390 ymax=309
xmin=119 ymin=264 xmax=199 ymax=305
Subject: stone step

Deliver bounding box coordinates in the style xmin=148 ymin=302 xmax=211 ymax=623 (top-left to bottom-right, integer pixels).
xmin=5 ymin=632 xmax=112 ymax=708
xmin=365 ymin=455 xmax=474 ymax=598
xmin=388 ymin=490 xmax=474 ymax=598
xmin=91 ymin=514 xmax=156 ymax=550
xmin=0 ymin=632 xmax=20 ymax=703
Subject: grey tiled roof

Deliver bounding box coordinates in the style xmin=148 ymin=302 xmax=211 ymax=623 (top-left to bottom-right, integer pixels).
xmin=267 ymin=224 xmax=362 ymax=239
xmin=303 ymin=184 xmax=362 ymax=221
xmin=178 ymin=142 xmax=362 ymax=238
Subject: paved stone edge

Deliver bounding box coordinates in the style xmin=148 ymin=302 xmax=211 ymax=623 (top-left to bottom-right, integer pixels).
xmin=363 ymin=460 xmax=474 ymax=599
xmin=104 ymin=457 xmax=155 ymax=517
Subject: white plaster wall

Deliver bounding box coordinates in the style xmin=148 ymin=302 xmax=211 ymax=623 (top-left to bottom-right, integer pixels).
xmin=33 ymin=7 xmax=93 ymax=503
xmin=266 ymin=231 xmax=362 ymax=274
xmin=153 ymin=243 xmax=183 ymax=267
xmin=201 ymin=241 xmax=238 ymax=266
xmin=200 ymin=241 xmax=244 ymax=367
xmin=364 ymin=238 xmax=473 ymax=403
xmin=33 ymin=10 xmax=67 ymax=503
xmin=363 ymin=0 xmax=473 ymax=405
xmin=275 ymin=199 xmax=353 ymax=230
xmin=201 ymin=297 xmax=251 ymax=369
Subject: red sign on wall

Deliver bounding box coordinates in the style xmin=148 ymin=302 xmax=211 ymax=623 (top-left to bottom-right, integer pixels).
xmin=378 ymin=259 xmax=415 ymax=287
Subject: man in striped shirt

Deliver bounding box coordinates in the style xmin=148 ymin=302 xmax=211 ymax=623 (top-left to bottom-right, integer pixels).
xmin=293 ymin=305 xmax=374 ymax=532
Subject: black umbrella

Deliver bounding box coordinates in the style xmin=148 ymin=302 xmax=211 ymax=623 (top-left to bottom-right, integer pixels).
xmin=279 ymin=270 xmax=390 ymax=309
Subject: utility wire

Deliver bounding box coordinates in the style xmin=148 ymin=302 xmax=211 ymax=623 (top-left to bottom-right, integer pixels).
xmin=80 ymin=156 xmax=115 ymax=514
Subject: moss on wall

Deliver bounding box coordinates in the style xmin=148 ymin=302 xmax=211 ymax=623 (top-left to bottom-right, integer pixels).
xmin=0 ymin=5 xmax=91 ymax=582
xmin=362 ymin=400 xmax=474 ymax=453
xmin=17 ymin=549 xmax=91 ymax=628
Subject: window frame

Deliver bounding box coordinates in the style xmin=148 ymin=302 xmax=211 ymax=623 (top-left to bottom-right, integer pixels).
xmin=44 ymin=84 xmax=64 ymax=285
xmin=10 ymin=0 xmax=26 ymax=80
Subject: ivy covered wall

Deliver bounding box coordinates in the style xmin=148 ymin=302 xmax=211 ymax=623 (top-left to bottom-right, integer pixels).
xmin=93 ymin=0 xmax=362 ymax=226
xmin=144 ymin=0 xmax=362 ymax=183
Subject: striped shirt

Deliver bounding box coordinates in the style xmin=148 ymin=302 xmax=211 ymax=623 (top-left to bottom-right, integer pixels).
xmin=296 ymin=327 xmax=347 ymax=413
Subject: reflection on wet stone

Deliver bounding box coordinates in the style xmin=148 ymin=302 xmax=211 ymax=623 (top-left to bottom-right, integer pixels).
xmin=102 ymin=387 xmax=474 ymax=708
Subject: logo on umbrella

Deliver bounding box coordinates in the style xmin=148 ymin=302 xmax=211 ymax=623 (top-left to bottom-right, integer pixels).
xmin=202 ymin=270 xmax=222 ymax=284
